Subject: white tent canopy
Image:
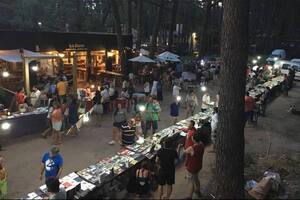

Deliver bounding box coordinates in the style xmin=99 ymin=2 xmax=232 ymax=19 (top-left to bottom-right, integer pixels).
xmin=157 ymin=51 xmax=181 ymax=62
xmin=0 ymin=49 xmax=57 ymax=63
xmin=129 ymin=55 xmax=156 ymax=63
xmin=140 ymin=48 xmax=150 ymax=56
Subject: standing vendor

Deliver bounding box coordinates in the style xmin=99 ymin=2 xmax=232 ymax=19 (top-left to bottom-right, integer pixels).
xmin=15 ymin=88 xmax=27 ymax=112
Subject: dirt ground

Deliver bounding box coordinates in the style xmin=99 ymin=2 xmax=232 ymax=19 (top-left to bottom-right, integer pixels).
xmin=1 ymin=80 xmax=300 ymax=199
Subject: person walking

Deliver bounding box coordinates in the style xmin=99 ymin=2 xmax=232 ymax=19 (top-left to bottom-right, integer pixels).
xmin=156 ymin=138 xmax=178 ymax=199
xmin=244 ymin=92 xmax=255 ymax=124
xmin=56 ymin=77 xmax=67 ymax=103
xmin=144 ymin=81 xmax=150 ymax=96
xmin=45 ymin=177 xmax=67 ymax=199
xmin=150 ymin=80 xmax=158 ymax=97
xmin=172 ymin=84 xmax=181 ymax=99
xmin=109 ymin=103 xmax=127 ymax=145
xmin=181 ymin=120 xmax=197 ymax=149
xmin=92 ymin=90 xmax=103 ymax=127
xmin=157 ymin=79 xmax=163 ymax=101
xmin=145 ymin=97 xmax=160 ymax=136
xmin=51 ymin=102 xmax=63 ymax=145
xmin=201 ymin=92 xmax=211 ymax=112
xmin=170 ymin=98 xmax=180 ymax=125
xmin=184 ymin=134 xmax=205 ymax=199
xmin=185 ymin=90 xmax=198 ymax=117
xmin=68 ymin=98 xmax=79 ymax=136
xmin=40 ymin=146 xmax=63 ymax=181
xmin=0 ymin=157 xmax=7 ymax=199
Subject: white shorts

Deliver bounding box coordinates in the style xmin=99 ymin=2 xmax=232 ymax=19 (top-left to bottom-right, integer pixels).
xmin=52 ymin=121 xmax=62 ymax=131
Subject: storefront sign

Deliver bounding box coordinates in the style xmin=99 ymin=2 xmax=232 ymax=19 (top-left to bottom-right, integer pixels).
xmin=68 ymin=43 xmax=87 ymax=51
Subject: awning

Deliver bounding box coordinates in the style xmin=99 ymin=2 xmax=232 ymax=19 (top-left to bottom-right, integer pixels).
xmin=157 ymin=51 xmax=181 ymax=62
xmin=129 ymin=55 xmax=156 ymax=63
xmin=0 ymin=49 xmax=57 ymax=63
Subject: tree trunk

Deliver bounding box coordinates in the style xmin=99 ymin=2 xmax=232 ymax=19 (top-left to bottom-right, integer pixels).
xmin=136 ymin=0 xmax=143 ymax=50
xmin=149 ymin=0 xmax=165 ymax=58
xmin=200 ymin=1 xmax=212 ymax=56
xmin=168 ymin=0 xmax=179 ymax=51
xmin=216 ymin=0 xmax=249 ymax=199
xmin=111 ymin=0 xmax=126 ymax=75
xmin=127 ymin=0 xmax=132 ymax=35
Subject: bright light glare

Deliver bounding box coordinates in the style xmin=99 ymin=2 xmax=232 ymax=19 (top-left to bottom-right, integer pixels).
xmin=31 ymin=66 xmax=38 ymax=71
xmin=257 ymin=56 xmax=261 ymax=60
xmin=252 ymin=65 xmax=259 ymax=71
xmin=58 ymin=53 xmax=65 ymax=58
xmin=83 ymin=115 xmax=89 ymax=123
xmin=139 ymin=105 xmax=146 ymax=112
xmin=2 ymin=71 xmax=9 ymax=77
xmin=274 ymin=57 xmax=279 ymax=61
xmin=252 ymin=59 xmax=257 ymax=64
xmin=218 ymin=2 xmax=222 ymax=7
xmin=200 ymin=59 xmax=205 ymax=66
xmin=38 ymin=21 xmax=42 ymax=26
xmin=139 ymin=53 xmax=142 ymax=56
xmin=176 ymin=96 xmax=182 ymax=102
xmin=201 ymin=86 xmax=207 ymax=92
xmin=91 ymin=85 xmax=95 ymax=89
xmin=1 ymin=122 xmax=11 ymax=130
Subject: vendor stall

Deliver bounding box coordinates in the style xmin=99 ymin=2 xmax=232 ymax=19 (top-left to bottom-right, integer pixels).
xmin=23 ymin=108 xmax=214 ymax=199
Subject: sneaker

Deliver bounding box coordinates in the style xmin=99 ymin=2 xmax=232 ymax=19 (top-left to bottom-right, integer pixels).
xmin=108 ymin=140 xmax=115 ymax=145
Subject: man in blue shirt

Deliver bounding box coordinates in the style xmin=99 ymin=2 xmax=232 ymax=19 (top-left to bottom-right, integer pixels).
xmin=40 ymin=147 xmax=63 ymax=181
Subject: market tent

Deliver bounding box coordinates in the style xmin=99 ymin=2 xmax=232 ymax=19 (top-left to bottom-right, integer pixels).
xmin=140 ymin=48 xmax=150 ymax=56
xmin=129 ymin=55 xmax=156 ymax=63
xmin=0 ymin=49 xmax=57 ymax=63
xmin=157 ymin=51 xmax=181 ymax=62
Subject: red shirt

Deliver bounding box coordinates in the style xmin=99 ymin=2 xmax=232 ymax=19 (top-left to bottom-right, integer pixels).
xmin=16 ymin=92 xmax=25 ymax=105
xmin=183 ymin=127 xmax=197 ymax=149
xmin=245 ymin=96 xmax=255 ymax=112
xmin=185 ymin=142 xmax=205 ymax=174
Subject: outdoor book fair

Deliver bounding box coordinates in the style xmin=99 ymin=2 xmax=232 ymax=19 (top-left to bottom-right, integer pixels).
xmin=0 ymin=30 xmax=290 ymax=199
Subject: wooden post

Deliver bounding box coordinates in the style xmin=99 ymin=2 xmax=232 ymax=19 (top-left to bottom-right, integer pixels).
xmin=23 ymin=58 xmax=30 ymax=95
xmin=72 ymin=53 xmax=78 ymax=95
xmin=86 ymin=50 xmax=91 ymax=82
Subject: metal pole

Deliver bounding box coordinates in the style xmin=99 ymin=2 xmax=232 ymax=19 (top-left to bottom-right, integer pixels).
xmin=72 ymin=52 xmax=78 ymax=95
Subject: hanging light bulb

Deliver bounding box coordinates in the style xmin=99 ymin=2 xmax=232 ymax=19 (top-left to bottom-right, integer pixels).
xmin=2 ymin=71 xmax=10 ymax=78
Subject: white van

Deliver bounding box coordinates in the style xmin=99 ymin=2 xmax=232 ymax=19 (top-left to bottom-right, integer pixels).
xmin=274 ymin=60 xmax=300 ymax=81
xmin=266 ymin=49 xmax=286 ymax=63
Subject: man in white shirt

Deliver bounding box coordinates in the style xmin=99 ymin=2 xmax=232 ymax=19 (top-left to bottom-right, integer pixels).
xmin=30 ymin=86 xmax=41 ymax=107
xmin=201 ymin=92 xmax=211 ymax=112
xmin=172 ymin=84 xmax=181 ymax=98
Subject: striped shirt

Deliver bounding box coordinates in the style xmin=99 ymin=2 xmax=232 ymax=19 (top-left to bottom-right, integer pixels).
xmin=121 ymin=124 xmax=136 ymax=145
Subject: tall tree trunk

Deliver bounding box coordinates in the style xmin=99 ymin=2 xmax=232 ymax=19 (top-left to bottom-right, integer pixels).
xmin=111 ymin=0 xmax=126 ymax=75
xmin=216 ymin=0 xmax=249 ymax=199
xmin=200 ymin=1 xmax=212 ymax=56
xmin=168 ymin=0 xmax=179 ymax=51
xmin=127 ymin=0 xmax=132 ymax=34
xmin=136 ymin=0 xmax=143 ymax=50
xmin=149 ymin=0 xmax=165 ymax=58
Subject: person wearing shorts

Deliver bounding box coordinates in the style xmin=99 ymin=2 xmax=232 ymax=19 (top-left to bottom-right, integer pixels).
xmin=51 ymin=103 xmax=63 ymax=145
xmin=156 ymin=138 xmax=178 ymax=199
xmin=184 ymin=133 xmax=205 ymax=199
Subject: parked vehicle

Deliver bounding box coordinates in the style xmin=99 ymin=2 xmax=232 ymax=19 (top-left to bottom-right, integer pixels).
xmin=266 ymin=49 xmax=286 ymax=64
xmin=274 ymin=60 xmax=300 ymax=81
xmin=291 ymin=58 xmax=300 ymax=64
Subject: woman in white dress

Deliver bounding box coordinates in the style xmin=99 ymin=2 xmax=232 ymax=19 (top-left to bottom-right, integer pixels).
xmin=150 ymin=80 xmax=158 ymax=97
